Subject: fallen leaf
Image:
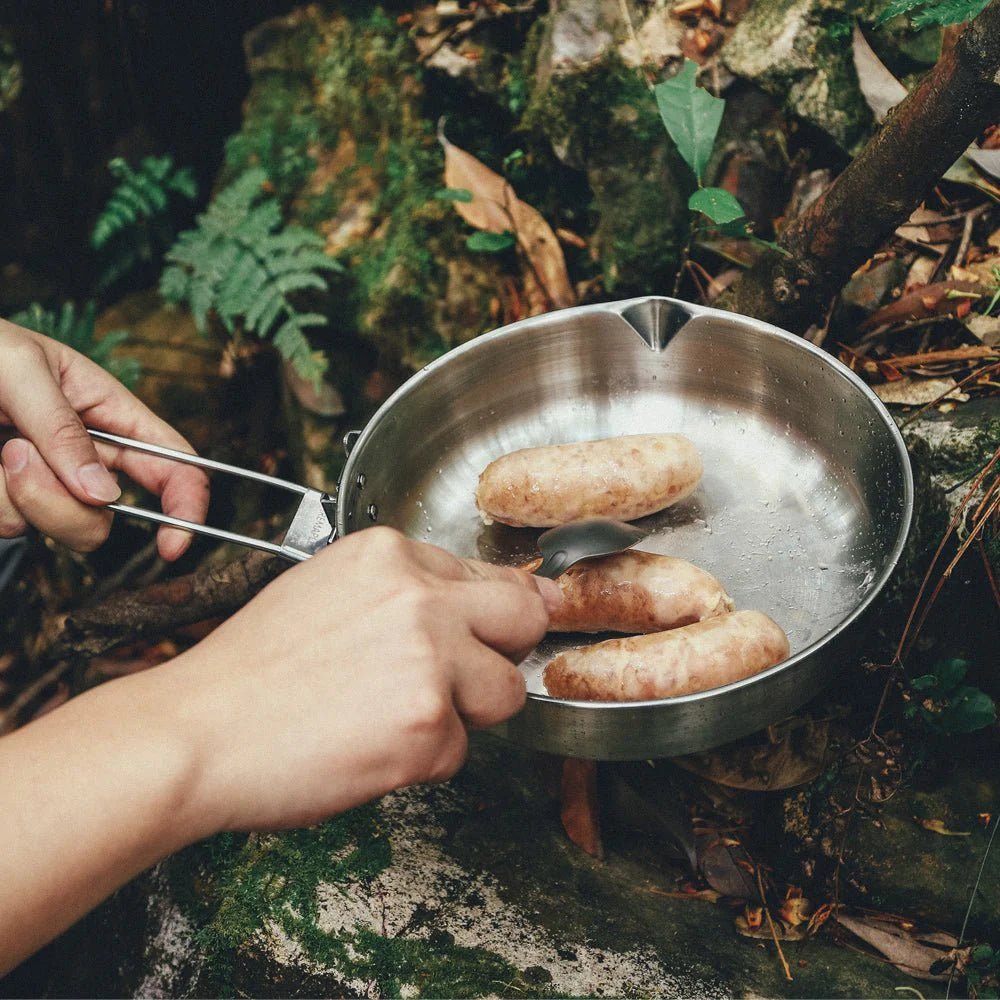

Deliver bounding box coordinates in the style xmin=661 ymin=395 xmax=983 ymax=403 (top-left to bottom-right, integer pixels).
xmin=834 ymin=911 xmax=965 ymax=982
xmin=618 ymin=9 xmax=683 ymax=69
xmin=850 ymin=32 xmax=1000 ymax=200
xmin=874 ymin=377 xmax=970 ymax=406
xmin=439 ymin=125 xmax=575 ymax=312
xmin=861 ymin=280 xmax=984 ymax=330
xmin=915 ymin=817 xmax=971 ymax=837
xmin=853 ymin=25 xmax=907 ymax=122
xmin=780 ymin=889 xmax=814 ymax=927
xmin=560 ymin=758 xmax=603 ymax=859
xmin=966 ymin=147 xmax=1000 ymax=182
xmin=695 ymin=831 xmax=761 ymax=901
xmin=673 ymin=715 xmax=832 ymax=791
xmin=648 ymin=885 xmax=722 ymax=903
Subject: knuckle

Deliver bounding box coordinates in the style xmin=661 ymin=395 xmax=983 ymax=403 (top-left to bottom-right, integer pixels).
xmin=45 ymin=411 xmax=89 ymax=455
xmin=423 ymin=731 xmax=468 ymax=784
xmin=401 ymin=687 xmax=453 ymax=740
xmin=6 ymin=339 xmax=45 ymax=371
xmin=364 ymin=525 xmax=408 ymax=557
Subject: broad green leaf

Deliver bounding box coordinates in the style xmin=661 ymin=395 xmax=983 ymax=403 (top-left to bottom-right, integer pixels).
xmin=910 ymin=673 xmax=940 ymax=692
xmin=654 ymin=60 xmax=725 ymax=183
xmin=466 ymin=230 xmax=515 ymax=253
xmin=933 ymin=657 xmax=968 ymax=691
xmin=688 ymin=187 xmax=745 ymax=225
xmin=434 ymin=188 xmax=474 ymax=202
xmin=935 ymin=686 xmax=996 ymax=734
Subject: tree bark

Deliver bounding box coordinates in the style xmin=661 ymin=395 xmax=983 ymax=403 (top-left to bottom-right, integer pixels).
xmin=38 ymin=549 xmax=287 ymax=663
xmin=717 ymin=0 xmax=1000 ymax=332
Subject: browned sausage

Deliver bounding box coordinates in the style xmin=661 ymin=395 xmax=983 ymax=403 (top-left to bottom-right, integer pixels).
xmin=475 ymin=433 xmax=702 ymax=527
xmin=521 ymin=550 xmax=733 ymax=633
xmin=543 ymin=610 xmax=790 ymax=701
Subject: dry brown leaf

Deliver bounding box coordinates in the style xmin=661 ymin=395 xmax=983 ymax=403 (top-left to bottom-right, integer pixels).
xmin=853 ymin=25 xmax=907 ymax=123
xmin=439 ymin=126 xmax=576 ymax=312
xmin=673 ymin=716 xmax=832 ymax=791
xmin=834 ymin=912 xmax=964 ymax=982
xmin=648 ymin=885 xmax=722 ymax=903
xmin=874 ymin=377 xmax=970 ymax=407
xmin=915 ymin=817 xmax=971 ymax=837
xmin=560 ymin=758 xmax=603 ymax=859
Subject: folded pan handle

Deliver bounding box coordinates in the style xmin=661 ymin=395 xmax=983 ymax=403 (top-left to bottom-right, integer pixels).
xmin=88 ymin=430 xmax=336 ymax=562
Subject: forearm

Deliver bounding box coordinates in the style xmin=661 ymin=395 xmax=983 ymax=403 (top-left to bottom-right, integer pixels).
xmin=0 ymin=666 xmax=211 ymax=974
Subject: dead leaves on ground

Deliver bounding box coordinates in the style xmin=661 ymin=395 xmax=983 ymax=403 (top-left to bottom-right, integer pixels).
xmin=674 ymin=715 xmax=834 ymax=792
xmin=834 ymin=910 xmax=968 ymax=982
xmin=438 ymin=126 xmax=576 ymax=315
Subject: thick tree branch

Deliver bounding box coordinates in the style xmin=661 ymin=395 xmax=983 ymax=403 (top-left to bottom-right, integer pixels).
xmin=38 ymin=550 xmax=288 ymax=663
xmin=718 ymin=0 xmax=1000 ymax=331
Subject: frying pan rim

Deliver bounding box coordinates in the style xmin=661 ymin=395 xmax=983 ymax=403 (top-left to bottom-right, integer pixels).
xmin=337 ymin=295 xmax=914 ymax=712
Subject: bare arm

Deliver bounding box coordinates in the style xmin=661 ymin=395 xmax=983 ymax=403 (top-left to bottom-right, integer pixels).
xmin=0 ymin=530 xmax=558 ymax=973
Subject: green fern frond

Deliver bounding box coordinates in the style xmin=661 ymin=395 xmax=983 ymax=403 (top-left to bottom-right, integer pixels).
xmin=877 ymin=0 xmax=988 ymax=25
xmin=160 ymin=169 xmax=342 ymax=386
xmin=9 ymin=301 xmax=140 ymax=389
xmin=92 ymin=155 xmax=197 ymax=250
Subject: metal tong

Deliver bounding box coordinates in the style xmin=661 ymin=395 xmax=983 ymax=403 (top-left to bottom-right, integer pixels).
xmin=88 ymin=430 xmax=336 ymax=562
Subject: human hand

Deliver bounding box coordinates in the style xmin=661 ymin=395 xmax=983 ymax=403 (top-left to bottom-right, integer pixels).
xmin=0 ymin=319 xmax=209 ymax=559
xmin=165 ymin=527 xmax=560 ymax=833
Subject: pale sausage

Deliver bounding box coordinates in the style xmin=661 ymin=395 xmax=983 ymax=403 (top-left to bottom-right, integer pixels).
xmin=522 ymin=550 xmax=733 ymax=633
xmin=543 ymin=610 xmax=790 ymax=701
xmin=475 ymin=433 xmax=702 ymax=527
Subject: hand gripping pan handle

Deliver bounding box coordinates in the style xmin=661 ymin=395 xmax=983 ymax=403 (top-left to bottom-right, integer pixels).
xmin=88 ymin=430 xmax=336 ymax=562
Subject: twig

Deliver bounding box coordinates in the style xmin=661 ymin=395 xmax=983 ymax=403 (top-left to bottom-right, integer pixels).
xmin=978 ymin=535 xmax=1000 ymax=610
xmin=88 ymin=537 xmax=159 ymax=605
xmin=755 ymin=865 xmax=793 ymax=982
xmin=900 ymin=361 xmax=1000 ymax=427
xmin=0 ymin=660 xmax=72 ymax=736
xmin=953 ymin=203 xmax=990 ymax=269
xmin=885 ymin=345 xmax=998 ymax=367
xmin=946 ymin=812 xmax=1000 ymax=999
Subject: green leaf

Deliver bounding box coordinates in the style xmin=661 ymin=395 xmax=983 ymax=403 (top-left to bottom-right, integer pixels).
xmin=654 ymin=60 xmax=725 ymax=183
xmin=434 ymin=188 xmax=474 ymax=203
xmin=971 ymin=945 xmax=995 ymax=964
xmin=688 ymin=187 xmax=746 ymax=225
xmin=466 ymin=231 xmax=516 ymax=253
xmin=934 ymin=657 xmax=969 ymax=691
xmin=935 ymin=686 xmax=996 ymax=734
xmin=910 ymin=673 xmax=941 ymax=692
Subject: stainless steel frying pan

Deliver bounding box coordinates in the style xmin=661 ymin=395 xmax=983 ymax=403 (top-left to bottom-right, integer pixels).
xmin=336 ymin=296 xmax=913 ymax=760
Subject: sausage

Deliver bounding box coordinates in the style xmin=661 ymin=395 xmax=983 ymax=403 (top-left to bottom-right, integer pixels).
xmin=542 ymin=610 xmax=790 ymax=701
xmin=522 ymin=550 xmax=733 ymax=633
xmin=475 ymin=433 xmax=702 ymax=527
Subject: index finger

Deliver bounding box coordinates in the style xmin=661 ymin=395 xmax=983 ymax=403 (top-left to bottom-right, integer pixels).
xmin=408 ymin=538 xmax=563 ymax=610
xmin=53 ymin=348 xmax=211 ymax=560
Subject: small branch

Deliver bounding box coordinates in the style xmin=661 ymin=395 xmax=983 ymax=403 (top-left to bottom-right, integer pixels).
xmin=717 ymin=0 xmax=1000 ymax=331
xmin=37 ymin=549 xmax=288 ymax=664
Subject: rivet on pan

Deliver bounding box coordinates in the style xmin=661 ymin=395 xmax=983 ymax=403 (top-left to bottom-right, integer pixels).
xmin=356 ymin=473 xmax=366 ymax=489
xmin=367 ymin=503 xmax=378 ymax=521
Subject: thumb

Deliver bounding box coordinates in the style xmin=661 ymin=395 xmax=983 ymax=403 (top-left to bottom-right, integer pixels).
xmin=0 ymin=353 xmax=120 ymax=505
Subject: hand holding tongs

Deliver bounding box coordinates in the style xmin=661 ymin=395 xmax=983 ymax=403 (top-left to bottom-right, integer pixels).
xmin=88 ymin=430 xmax=337 ymax=563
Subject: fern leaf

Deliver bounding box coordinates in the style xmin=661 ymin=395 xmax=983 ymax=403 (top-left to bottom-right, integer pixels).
xmin=159 ymin=263 xmax=191 ymax=303
xmin=189 ymin=279 xmax=216 ymax=334
xmin=273 ymin=271 xmax=329 ymax=296
xmin=248 ymin=287 xmax=286 ymax=338
xmin=913 ymin=0 xmax=989 ymax=25
xmin=216 ymin=250 xmax=268 ymax=327
xmin=272 ymin=314 xmax=328 ymax=384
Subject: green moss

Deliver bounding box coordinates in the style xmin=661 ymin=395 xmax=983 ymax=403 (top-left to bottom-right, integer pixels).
xmin=523 ymin=54 xmax=686 ymax=295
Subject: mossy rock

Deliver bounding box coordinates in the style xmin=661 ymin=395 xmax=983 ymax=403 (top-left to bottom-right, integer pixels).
xmin=523 ymin=48 xmax=687 ymax=297
xmin=722 ymin=0 xmax=878 ymax=155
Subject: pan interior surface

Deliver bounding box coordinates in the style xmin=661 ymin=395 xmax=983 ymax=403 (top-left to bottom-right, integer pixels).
xmin=340 ymin=301 xmax=908 ymax=701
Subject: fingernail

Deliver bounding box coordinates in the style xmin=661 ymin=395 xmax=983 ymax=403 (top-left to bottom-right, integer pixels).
xmin=78 ymin=463 xmax=121 ymax=503
xmin=1 ymin=439 xmax=30 ymax=473
xmin=534 ymin=576 xmax=563 ymax=613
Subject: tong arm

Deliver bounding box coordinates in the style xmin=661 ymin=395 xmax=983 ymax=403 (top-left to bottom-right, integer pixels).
xmin=88 ymin=430 xmax=336 ymax=562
